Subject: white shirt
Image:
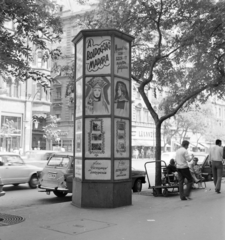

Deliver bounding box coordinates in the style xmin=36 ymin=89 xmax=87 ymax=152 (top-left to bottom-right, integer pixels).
xmin=208 ymin=145 xmax=223 ymax=162
xmin=175 ymin=147 xmax=193 ymax=169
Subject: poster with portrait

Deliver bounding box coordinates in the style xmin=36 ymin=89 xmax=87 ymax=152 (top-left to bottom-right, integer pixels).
xmin=85 ymin=36 xmax=111 ymax=75
xmin=114 ymin=37 xmax=130 ymax=78
xmin=85 ymin=118 xmax=111 ymax=158
xmin=114 ymin=118 xmax=130 ymax=158
xmin=75 ymin=119 xmax=82 ymax=157
xmin=75 ymin=159 xmax=82 ymax=179
xmin=85 ymin=76 xmax=111 ymax=116
xmin=114 ymin=160 xmax=129 ymax=180
xmin=76 ymin=79 xmax=82 ymax=117
xmin=114 ymin=78 xmax=130 ymax=118
xmin=85 ymin=160 xmax=111 ymax=180
xmin=76 ymin=39 xmax=83 ymax=80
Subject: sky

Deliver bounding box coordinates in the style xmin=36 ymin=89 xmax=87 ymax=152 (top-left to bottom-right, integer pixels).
xmin=56 ymin=0 xmax=98 ymax=13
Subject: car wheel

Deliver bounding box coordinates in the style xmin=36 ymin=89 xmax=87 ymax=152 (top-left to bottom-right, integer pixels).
xmin=153 ymin=189 xmax=158 ymax=197
xmin=133 ymin=179 xmax=142 ymax=192
xmin=13 ymin=184 xmax=19 ymax=187
xmin=28 ymin=175 xmax=38 ymax=189
xmin=53 ymin=191 xmax=68 ymax=198
xmin=208 ymin=174 xmax=212 ymax=181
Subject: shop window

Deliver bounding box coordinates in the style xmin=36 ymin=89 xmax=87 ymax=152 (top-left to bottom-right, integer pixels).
xmin=0 ymin=116 xmax=21 ymax=152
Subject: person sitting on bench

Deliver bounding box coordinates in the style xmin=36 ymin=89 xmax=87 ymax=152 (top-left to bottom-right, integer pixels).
xmin=189 ymin=157 xmax=205 ymax=187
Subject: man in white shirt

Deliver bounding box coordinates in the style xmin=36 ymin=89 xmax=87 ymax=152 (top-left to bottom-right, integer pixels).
xmin=175 ymin=140 xmax=194 ymax=200
xmin=208 ymin=139 xmax=223 ymax=193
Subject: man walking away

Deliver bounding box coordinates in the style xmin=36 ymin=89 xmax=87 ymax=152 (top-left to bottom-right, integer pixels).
xmin=208 ymin=139 xmax=223 ymax=194
xmin=175 ymin=140 xmax=194 ymax=200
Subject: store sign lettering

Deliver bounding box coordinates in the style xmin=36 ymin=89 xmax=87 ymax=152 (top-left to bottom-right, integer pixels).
xmin=139 ymin=131 xmax=154 ymax=138
xmin=86 ymin=38 xmax=111 ymax=72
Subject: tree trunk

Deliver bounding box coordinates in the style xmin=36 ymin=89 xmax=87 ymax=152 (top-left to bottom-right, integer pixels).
xmin=155 ymin=122 xmax=162 ymax=188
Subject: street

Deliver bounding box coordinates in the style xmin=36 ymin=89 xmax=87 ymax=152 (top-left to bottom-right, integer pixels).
xmin=0 ymin=184 xmax=72 ymax=212
xmin=0 ymin=158 xmax=157 ymax=212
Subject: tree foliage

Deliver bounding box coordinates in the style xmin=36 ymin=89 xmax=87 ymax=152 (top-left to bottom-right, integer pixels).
xmin=43 ymin=115 xmax=61 ymax=142
xmin=0 ymin=0 xmax=63 ymax=88
xmin=74 ymin=0 xmax=225 ymax=186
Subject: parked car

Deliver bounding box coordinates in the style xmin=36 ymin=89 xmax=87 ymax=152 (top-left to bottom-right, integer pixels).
xmin=22 ymin=150 xmax=61 ymax=169
xmin=200 ymin=155 xmax=225 ymax=181
xmin=0 ymin=152 xmax=42 ymax=188
xmin=38 ymin=152 xmax=146 ymax=198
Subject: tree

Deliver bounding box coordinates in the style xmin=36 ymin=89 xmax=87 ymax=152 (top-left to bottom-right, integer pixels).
xmin=0 ymin=0 xmax=63 ymax=88
xmin=74 ymin=0 xmax=225 ymax=187
xmin=43 ymin=115 xmax=61 ymax=148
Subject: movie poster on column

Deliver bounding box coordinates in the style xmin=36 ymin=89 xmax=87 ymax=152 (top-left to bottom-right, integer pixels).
xmin=75 ymin=119 xmax=82 ymax=157
xmin=114 ymin=160 xmax=129 ymax=180
xmin=76 ymin=79 xmax=82 ymax=117
xmin=75 ymin=159 xmax=82 ymax=179
xmin=85 ymin=36 xmax=111 ymax=75
xmin=114 ymin=78 xmax=130 ymax=118
xmin=85 ymin=118 xmax=111 ymax=158
xmin=85 ymin=76 xmax=111 ymax=116
xmin=114 ymin=37 xmax=129 ymax=78
xmin=114 ymin=118 xmax=130 ymax=158
xmin=76 ymin=39 xmax=83 ymax=80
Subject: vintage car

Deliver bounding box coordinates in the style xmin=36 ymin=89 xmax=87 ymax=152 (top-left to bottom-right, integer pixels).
xmin=0 ymin=152 xmax=42 ymax=188
xmin=38 ymin=152 xmax=146 ymax=198
xmin=200 ymin=155 xmax=225 ymax=181
xmin=22 ymin=150 xmax=61 ymax=169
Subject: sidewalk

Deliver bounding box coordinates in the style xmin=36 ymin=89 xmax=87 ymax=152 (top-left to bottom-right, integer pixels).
xmin=1 ymin=181 xmax=225 ymax=240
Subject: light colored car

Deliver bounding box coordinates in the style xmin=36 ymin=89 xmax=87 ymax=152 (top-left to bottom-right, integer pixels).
xmin=0 ymin=152 xmax=42 ymax=188
xmin=38 ymin=152 xmax=146 ymax=198
xmin=23 ymin=150 xmax=61 ymax=169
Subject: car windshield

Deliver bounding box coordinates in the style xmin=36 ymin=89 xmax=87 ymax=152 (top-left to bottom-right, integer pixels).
xmin=0 ymin=155 xmax=24 ymax=165
xmin=26 ymin=152 xmax=53 ymax=161
xmin=194 ymin=155 xmax=206 ymax=164
xmin=47 ymin=156 xmax=71 ymax=167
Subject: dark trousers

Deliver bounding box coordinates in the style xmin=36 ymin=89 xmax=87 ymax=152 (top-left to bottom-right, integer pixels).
xmin=177 ymin=168 xmax=193 ymax=199
xmin=212 ymin=161 xmax=223 ymax=192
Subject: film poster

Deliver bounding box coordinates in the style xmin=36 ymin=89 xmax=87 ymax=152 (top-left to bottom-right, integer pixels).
xmin=85 ymin=36 xmax=111 ymax=75
xmin=114 ymin=160 xmax=129 ymax=180
xmin=85 ymin=118 xmax=111 ymax=158
xmin=114 ymin=119 xmax=130 ymax=158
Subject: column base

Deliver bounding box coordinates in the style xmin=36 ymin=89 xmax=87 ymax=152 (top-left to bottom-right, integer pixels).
xmin=72 ymin=179 xmax=132 ymax=208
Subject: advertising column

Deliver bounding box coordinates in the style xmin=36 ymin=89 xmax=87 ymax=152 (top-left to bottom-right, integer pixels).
xmin=72 ymin=29 xmax=134 ymax=208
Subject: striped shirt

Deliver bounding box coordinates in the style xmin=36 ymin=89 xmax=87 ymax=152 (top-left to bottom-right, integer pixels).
xmin=175 ymin=147 xmax=193 ymax=169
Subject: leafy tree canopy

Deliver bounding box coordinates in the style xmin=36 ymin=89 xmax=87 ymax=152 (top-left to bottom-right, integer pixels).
xmin=0 ymin=0 xmax=63 ymax=88
xmin=76 ymin=0 xmax=225 ymax=185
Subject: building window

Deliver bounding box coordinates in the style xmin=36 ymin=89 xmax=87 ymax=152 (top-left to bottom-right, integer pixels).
xmin=56 ymin=87 xmax=61 ymax=99
xmin=136 ymin=108 xmax=141 ymax=122
xmin=35 ymin=84 xmax=42 ymax=100
xmin=56 ymin=114 xmax=61 ymax=120
xmin=71 ymin=113 xmax=74 ymax=121
xmin=13 ymin=82 xmax=19 ymax=98
xmin=136 ymin=91 xmax=141 ymax=99
xmin=6 ymin=82 xmax=12 ymax=97
xmin=143 ymin=110 xmax=148 ymax=123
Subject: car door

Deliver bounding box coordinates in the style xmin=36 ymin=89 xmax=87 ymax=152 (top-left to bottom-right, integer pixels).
xmin=1 ymin=155 xmax=29 ymax=184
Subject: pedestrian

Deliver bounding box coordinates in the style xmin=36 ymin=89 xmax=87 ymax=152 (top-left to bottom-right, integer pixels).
xmin=141 ymin=148 xmax=144 ymax=158
xmin=208 ymin=139 xmax=223 ymax=194
xmin=175 ymin=140 xmax=194 ymax=200
xmin=135 ymin=148 xmax=139 ymax=159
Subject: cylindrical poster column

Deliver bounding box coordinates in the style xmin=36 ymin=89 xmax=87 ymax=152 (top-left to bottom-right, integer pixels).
xmin=72 ymin=29 xmax=134 ymax=208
